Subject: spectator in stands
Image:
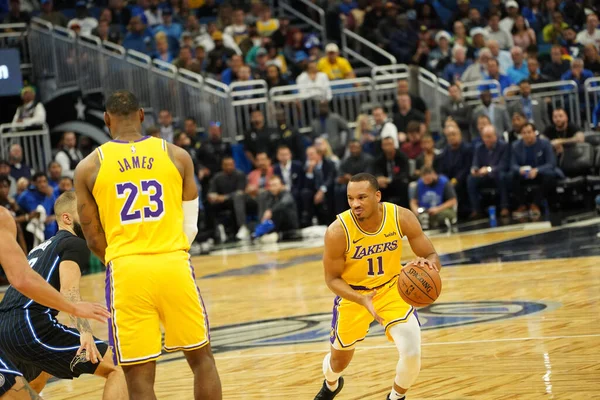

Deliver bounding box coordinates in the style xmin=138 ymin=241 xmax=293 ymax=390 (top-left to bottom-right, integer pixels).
xmin=251 ymin=48 xmax=270 ymax=78
xmin=368 ymin=106 xmax=399 ymax=152
xmin=511 ymin=15 xmax=536 ymax=52
xmin=427 ymin=30 xmax=452 ymax=75
xmin=500 ymin=0 xmax=520 ymax=32
xmin=0 ymin=161 xmax=16 ymax=198
xmin=235 ymin=64 xmax=252 ymax=83
xmin=273 ymin=145 xmax=304 ymax=206
xmin=543 ymin=11 xmax=569 ymax=44
xmin=122 ymin=16 xmax=155 ymax=55
xmin=487 ymin=39 xmax=513 ymax=73
xmin=225 ymin=9 xmax=249 ymax=45
xmin=508 ymin=80 xmax=549 ymax=130
xmin=527 ymin=57 xmax=548 ymax=85
xmin=506 ymin=47 xmax=529 ymax=84
xmin=472 ymin=114 xmax=491 ymax=145
xmin=452 ymin=20 xmax=470 ymax=50
xmin=68 ymin=1 xmax=98 ymax=37
xmin=197 ymin=0 xmax=218 ymax=20
xmin=451 ymin=0 xmax=470 ymax=30
xmin=271 ymin=16 xmax=290 ymax=49
xmin=206 ymin=31 xmax=236 ymax=74
xmin=3 ymin=0 xmax=30 ymax=23
xmin=183 ymin=15 xmax=201 ymax=40
xmin=265 ymin=44 xmax=288 ymax=76
xmin=522 ymin=0 xmax=544 ymax=32
xmin=314 ymin=138 xmax=340 ymax=169
xmin=173 ymin=45 xmax=194 ymax=69
xmin=543 ymin=108 xmax=585 ymax=155
xmin=191 ymin=44 xmax=207 ymax=73
xmin=256 ymin=5 xmax=279 ymax=37
xmin=442 ymin=45 xmax=471 ymax=83
xmin=503 ymin=111 xmax=525 ymax=143
xmin=389 ymin=14 xmax=419 ymax=65
xmin=196 ymin=23 xmax=240 ymax=54
xmin=414 ymin=134 xmax=439 ymax=179
xmin=273 ymin=109 xmax=305 ymax=162
xmin=18 ymin=172 xmax=57 ymax=240
xmin=153 ymin=32 xmax=174 ymax=62
xmin=576 ymin=13 xmax=600 ymax=49
xmin=147 ymin=126 xmax=161 ymax=138
xmin=174 ymin=132 xmax=199 ymax=172
xmin=183 ymin=117 xmax=201 ymax=146
xmin=465 ymin=7 xmax=485 ymax=31
xmin=437 ymin=124 xmax=473 ymax=214
xmin=561 ymin=58 xmax=594 ymax=106
xmin=511 ymin=123 xmax=561 ymax=219
xmin=8 ymin=144 xmax=33 ymax=182
xmin=108 ymin=0 xmax=131 ymax=28
xmin=467 ymin=125 xmax=510 ymax=219
xmin=301 ymin=146 xmax=336 ymax=226
xmin=441 ymin=84 xmax=471 ymax=135
xmin=56 ymin=177 xmax=73 ymax=196
xmin=246 ymin=152 xmax=274 ymax=200
xmin=144 ymin=0 xmax=162 ymax=28
xmin=583 ymin=44 xmax=600 ymax=75
xmin=39 ymin=0 xmax=67 ymax=27
xmin=54 ymin=132 xmax=82 ymax=179
xmin=221 ymin=54 xmax=243 ymax=85
xmin=395 ymin=79 xmax=430 ymax=128
xmin=334 ymin=140 xmax=373 ymax=213
xmin=560 ymin=27 xmax=581 ymax=58
xmin=93 ymin=19 xmax=121 ymax=44
xmin=360 ymin=0 xmax=384 ymax=43
xmin=310 ymin=101 xmax=349 ymax=158
xmin=256 ymin=175 xmax=299 ymax=242
xmin=393 ymin=94 xmax=425 ymax=139
xmin=469 ymin=27 xmax=488 ymax=57
xmin=471 ymin=90 xmax=511 ymax=140
xmin=461 ymin=48 xmax=492 ymax=83
xmin=207 ymin=156 xmax=251 ymax=242
xmin=373 ymin=137 xmax=410 ymax=207
xmin=12 ymin=86 xmax=46 ymax=128
xmin=354 ymin=114 xmax=374 ymax=143
xmin=410 ymin=166 xmax=457 ymax=230
xmin=244 ymin=109 xmax=278 ymax=166
xmin=297 ymin=60 xmax=332 ymax=101
xmin=154 ymin=7 xmax=183 ymax=41
xmin=483 ymin=58 xmax=512 ymax=92
xmin=317 ymin=43 xmax=355 ymax=81
xmin=542 ymin=45 xmax=570 ymax=81
xmin=401 ymin=122 xmax=423 ymax=160
xmin=375 ymin=2 xmax=400 ymax=50
xmin=196 ymin=121 xmax=232 ymax=180
xmin=157 ymin=109 xmax=177 ymax=143
xmin=486 ymin=12 xmax=514 ymax=50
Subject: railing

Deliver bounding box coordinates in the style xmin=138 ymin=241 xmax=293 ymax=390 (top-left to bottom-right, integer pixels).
xmin=0 ymin=22 xmax=31 ymax=75
xmin=277 ymin=0 xmax=326 ymax=44
xmin=0 ymin=123 xmax=52 ymax=174
xmin=460 ymin=79 xmax=501 ymax=106
xmin=585 ymin=77 xmax=600 ymax=129
xmin=341 ymin=28 xmax=397 ymax=69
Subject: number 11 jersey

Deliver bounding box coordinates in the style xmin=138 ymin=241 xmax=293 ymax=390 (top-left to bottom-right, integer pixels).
xmin=93 ymin=136 xmax=189 ymax=264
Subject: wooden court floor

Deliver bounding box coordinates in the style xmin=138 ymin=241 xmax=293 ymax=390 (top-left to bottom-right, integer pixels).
xmin=33 ymin=225 xmax=600 ymax=399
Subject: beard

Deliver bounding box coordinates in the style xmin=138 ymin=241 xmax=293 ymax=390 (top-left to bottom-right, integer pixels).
xmin=73 ymin=222 xmax=86 ymax=239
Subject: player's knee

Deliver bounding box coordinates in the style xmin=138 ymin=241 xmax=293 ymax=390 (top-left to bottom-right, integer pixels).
xmin=185 ymin=346 xmax=216 ymax=374
xmin=395 ymin=349 xmax=421 ymax=389
xmin=329 ymin=352 xmax=352 ymax=373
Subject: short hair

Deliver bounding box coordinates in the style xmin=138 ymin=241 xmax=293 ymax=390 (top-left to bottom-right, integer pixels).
xmin=0 ymin=175 xmax=9 ymax=186
xmin=32 ymin=172 xmax=46 ymax=182
xmin=553 ymin=107 xmax=568 ymax=116
xmin=477 ymin=114 xmax=491 ymax=122
xmin=519 ymin=79 xmax=530 ymax=85
xmin=54 ymin=191 xmax=77 ymax=216
xmin=256 ymin=151 xmax=269 ymax=159
xmin=406 ymin=121 xmax=421 ymax=133
xmin=487 ymin=58 xmax=499 ymax=66
xmin=372 ymin=105 xmax=386 ymax=114
xmin=512 ymin=110 xmax=527 ymax=119
xmin=47 ymin=161 xmax=61 ymax=169
xmin=520 ymin=122 xmax=536 ymax=133
xmin=269 ymin=175 xmax=282 ymax=183
xmin=349 ymin=173 xmax=379 ymax=191
xmin=146 ymin=126 xmax=161 ymax=138
xmin=222 ymin=155 xmax=235 ymax=163
xmin=184 ymin=117 xmax=196 ymax=124
xmin=421 ymin=166 xmax=436 ymax=175
xmin=348 ymin=139 xmax=361 ymax=145
xmin=105 ymin=90 xmax=140 ymax=116
xmin=277 ymin=145 xmax=290 ymax=152
xmin=422 ymin=134 xmax=434 ymax=142
xmin=60 ymin=176 xmax=73 ymax=183
xmin=174 ymin=132 xmax=188 ymax=142
xmin=571 ymin=58 xmax=584 ymax=67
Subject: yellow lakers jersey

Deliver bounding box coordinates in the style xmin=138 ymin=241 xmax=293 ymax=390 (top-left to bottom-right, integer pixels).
xmin=337 ymin=202 xmax=403 ymax=289
xmin=92 ymin=136 xmax=189 ymax=263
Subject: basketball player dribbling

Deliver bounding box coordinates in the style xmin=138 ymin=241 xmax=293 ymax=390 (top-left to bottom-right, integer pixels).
xmin=74 ymin=90 xmax=222 ymax=400
xmin=314 ymin=173 xmax=441 ymax=400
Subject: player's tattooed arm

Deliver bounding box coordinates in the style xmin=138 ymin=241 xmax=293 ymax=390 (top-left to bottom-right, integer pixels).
xmin=65 ymin=287 xmax=93 ymax=334
xmin=60 ymin=261 xmax=94 ymax=334
xmin=10 ymin=377 xmax=42 ymax=399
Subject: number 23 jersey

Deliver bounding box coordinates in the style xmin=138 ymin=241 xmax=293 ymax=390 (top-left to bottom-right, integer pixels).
xmin=337 ymin=202 xmax=403 ymax=289
xmin=92 ymin=136 xmax=189 ymax=264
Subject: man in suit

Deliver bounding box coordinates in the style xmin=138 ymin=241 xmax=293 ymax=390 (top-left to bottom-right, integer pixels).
xmin=301 ymin=146 xmax=336 ymax=226
xmin=334 ymin=140 xmax=373 ymax=213
xmin=440 ymin=84 xmax=471 ymax=135
xmin=273 ymin=145 xmax=304 ymax=213
xmin=372 ymin=137 xmax=410 ymax=207
xmin=471 ymin=90 xmax=511 ymax=140
xmin=467 ymin=125 xmax=511 ymax=219
xmin=507 ymin=80 xmax=550 ymax=131
xmin=510 ymin=123 xmax=562 ymax=219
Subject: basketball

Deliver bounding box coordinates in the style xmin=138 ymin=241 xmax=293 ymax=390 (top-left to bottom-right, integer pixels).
xmin=398 ymin=265 xmax=442 ymax=307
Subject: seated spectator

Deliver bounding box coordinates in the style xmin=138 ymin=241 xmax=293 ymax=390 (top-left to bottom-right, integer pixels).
xmin=451 ymin=0 xmax=470 ymax=30
xmin=249 ymin=47 xmax=269 ymax=77
xmin=427 ymin=30 xmax=452 ymax=75
xmin=503 ymin=111 xmax=526 ymax=144
xmin=225 ymin=9 xmax=249 ymax=45
xmin=157 ymin=109 xmax=177 ymax=143
xmin=93 ymin=19 xmax=121 ymax=44
xmin=393 ymin=94 xmax=425 ymax=139
xmin=122 ymin=16 xmax=155 ymax=55
xmin=284 ymin=29 xmax=307 ymax=64
xmin=54 ymin=132 xmax=83 ymax=179
xmin=451 ymin=20 xmax=471 ymax=50
xmin=196 ymin=23 xmax=240 ymax=54
xmin=173 ymin=45 xmax=194 ymax=69
xmin=389 ymin=14 xmax=419 ymax=65
xmin=317 ymin=43 xmax=355 ymax=81
xmin=206 ymin=156 xmax=252 ymax=242
xmin=273 ymin=145 xmax=304 ymax=207
xmin=510 ymin=123 xmax=562 ymax=219
xmin=144 ymin=0 xmax=162 ymax=28
xmin=561 ymin=58 xmax=594 ymax=109
xmin=255 ymin=175 xmax=299 ymax=242
xmin=8 ymin=144 xmax=33 ymax=182
xmin=197 ymin=0 xmax=218 ymax=20
xmin=471 ymin=90 xmax=511 ymax=141
xmin=542 ymin=45 xmax=571 ymax=81
xmin=461 ymin=48 xmax=492 ymax=83
xmin=401 ymin=122 xmax=423 ymax=160
xmin=17 ymin=172 xmax=57 ymax=241
xmin=441 ymin=84 xmax=472 ymax=135
xmin=486 ymin=12 xmax=514 ymax=50
xmin=56 ymin=176 xmax=73 ymax=197
xmin=543 ymin=108 xmax=585 ymax=156
xmin=506 ymin=47 xmax=529 ymax=85
xmin=68 ymin=1 xmax=98 ymax=36
xmin=301 ymin=146 xmax=336 ymax=226
xmin=173 ymin=132 xmax=199 ymax=171
xmin=481 ymin=58 xmax=512 ymax=92
xmin=221 ymin=54 xmax=243 ymax=85
xmin=511 ymin=15 xmax=536 ymax=51
xmin=3 ymin=0 xmax=30 ymax=24
xmin=183 ymin=116 xmax=201 ymax=146
xmin=334 ymin=140 xmax=373 ymax=213
xmin=273 ymin=109 xmax=305 ymax=162
xmin=153 ymin=7 xmax=183 ymax=41
xmin=244 ymin=109 xmax=279 ymax=166
xmin=583 ymin=43 xmax=600 ymax=75
xmin=527 ymin=57 xmax=548 ymax=85
xmin=375 ymin=2 xmax=400 ymax=50
xmin=414 ymin=134 xmax=440 ymax=178
xmin=146 ymin=126 xmax=161 ymax=138
xmin=206 ymin=31 xmax=236 ymax=74
xmin=0 ymin=161 xmax=16 ymax=198
xmin=310 ymin=101 xmax=349 ymax=158
xmin=246 ymin=152 xmax=274 ymax=199
xmin=197 ymin=121 xmax=232 ymax=180
xmin=297 ymin=60 xmax=332 ymax=101
xmin=271 ymin=16 xmax=291 ymax=49
xmin=354 ymin=114 xmax=375 ymax=143
xmin=314 ymin=138 xmax=340 ymax=169
xmin=394 ymin=79 xmax=430 ymax=128
xmin=39 ymin=0 xmax=67 ymax=27
xmin=265 ymin=65 xmax=286 ymax=89
xmin=360 ymin=0 xmax=385 ymax=42
xmin=372 ymin=137 xmax=410 ymax=207
xmin=265 ymin=44 xmax=288 ymax=76
xmin=370 ymin=106 xmax=399 ymax=152
xmin=437 ymin=124 xmax=473 ymax=215
xmin=508 ymin=80 xmax=549 ymax=130
xmin=465 ymin=7 xmax=485 ymax=31
xmin=576 ymin=13 xmax=600 ymax=48
xmin=543 ymin=11 xmax=569 ymax=44
xmin=487 ymin=39 xmax=513 ymax=74
xmin=442 ymin=45 xmax=471 ymax=84
xmin=410 ymin=166 xmax=457 ymax=230
xmin=256 ymin=5 xmax=279 ymax=37
xmin=12 ymin=86 xmax=46 ymax=128
xmin=467 ymin=125 xmax=510 ymax=219
xmin=471 ymin=114 xmax=492 ymax=146
xmin=469 ymin=27 xmax=488 ymax=57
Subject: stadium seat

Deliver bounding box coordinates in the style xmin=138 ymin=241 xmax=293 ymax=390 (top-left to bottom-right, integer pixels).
xmin=586 ymin=145 xmax=600 ymax=193
xmin=584 ymin=132 xmax=600 ymax=147
xmin=556 ymin=143 xmax=594 ymax=205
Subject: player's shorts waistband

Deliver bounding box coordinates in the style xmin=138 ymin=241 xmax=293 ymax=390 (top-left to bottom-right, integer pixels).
xmin=349 ymin=275 xmax=399 ymax=291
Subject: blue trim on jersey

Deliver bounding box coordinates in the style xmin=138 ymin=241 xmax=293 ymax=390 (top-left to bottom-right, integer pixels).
xmin=23 ymin=255 xmax=61 ymax=309
xmin=0 ymin=368 xmax=23 ymax=377
xmin=25 ymin=309 xmax=81 ymax=351
xmin=44 ymin=311 xmax=105 ymax=345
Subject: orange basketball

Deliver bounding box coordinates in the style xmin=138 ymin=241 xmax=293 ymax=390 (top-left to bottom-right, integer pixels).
xmin=398 ymin=265 xmax=442 ymax=307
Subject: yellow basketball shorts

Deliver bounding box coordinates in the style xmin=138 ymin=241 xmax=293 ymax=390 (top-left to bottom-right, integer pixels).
xmin=105 ymin=251 xmax=210 ymax=366
xmin=330 ymin=276 xmax=414 ymax=350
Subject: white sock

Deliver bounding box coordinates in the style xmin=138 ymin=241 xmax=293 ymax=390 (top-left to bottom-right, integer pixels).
xmin=389 ymin=388 xmax=405 ymax=400
xmin=326 ymin=380 xmax=339 ymax=392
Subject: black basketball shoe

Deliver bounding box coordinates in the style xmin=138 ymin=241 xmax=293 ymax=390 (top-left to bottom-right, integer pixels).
xmin=314 ymin=377 xmax=344 ymax=400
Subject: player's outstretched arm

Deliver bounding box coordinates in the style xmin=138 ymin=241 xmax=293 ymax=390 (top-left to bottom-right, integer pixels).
xmin=0 ymin=209 xmax=110 ymax=323
xmin=74 ymin=154 xmax=108 ymax=264
xmin=399 ymin=207 xmax=442 ymax=271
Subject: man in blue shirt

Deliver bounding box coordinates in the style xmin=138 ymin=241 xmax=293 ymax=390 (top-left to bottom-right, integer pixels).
xmin=506 ymin=47 xmax=529 ymax=85
xmin=409 ymin=166 xmax=457 ymax=230
xmin=561 ymin=58 xmax=594 ymax=122
xmin=467 ymin=125 xmax=510 ymax=219
xmin=480 ymin=58 xmax=512 ymax=95
xmin=17 ymin=172 xmax=57 ymax=239
xmin=442 ymin=45 xmax=472 ymax=84
xmin=122 ymin=15 xmax=155 ymax=55
xmin=153 ymin=7 xmax=183 ymax=42
xmin=437 ymin=124 xmax=473 ymax=216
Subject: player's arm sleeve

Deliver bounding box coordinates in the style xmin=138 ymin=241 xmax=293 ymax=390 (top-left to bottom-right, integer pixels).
xmin=183 ymin=198 xmax=199 ymax=246
xmin=60 ymin=237 xmax=91 ymax=273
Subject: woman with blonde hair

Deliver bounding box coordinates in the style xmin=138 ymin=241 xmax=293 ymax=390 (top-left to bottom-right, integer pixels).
xmin=314 ymin=137 xmax=340 ymax=168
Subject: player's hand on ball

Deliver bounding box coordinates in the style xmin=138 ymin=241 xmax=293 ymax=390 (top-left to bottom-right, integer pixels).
xmin=360 ymin=290 xmax=384 ymax=325
xmin=73 ymin=302 xmax=111 ymax=323
xmin=405 ymin=257 xmax=439 ymax=272
xmin=78 ymin=333 xmax=103 ymax=364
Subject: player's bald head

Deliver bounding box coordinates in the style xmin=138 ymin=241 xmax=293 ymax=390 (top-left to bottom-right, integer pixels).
xmin=105 ymin=90 xmax=140 ymax=117
xmin=55 ymin=191 xmax=77 ymax=216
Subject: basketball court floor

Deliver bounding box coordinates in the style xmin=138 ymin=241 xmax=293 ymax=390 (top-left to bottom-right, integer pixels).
xmin=23 ymin=218 xmax=600 ymax=399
